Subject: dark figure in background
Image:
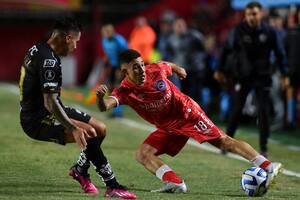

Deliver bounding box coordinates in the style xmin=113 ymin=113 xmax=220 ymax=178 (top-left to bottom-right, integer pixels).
xmin=19 ymin=18 xmax=136 ymax=199
xmin=214 ymin=2 xmax=289 ymax=157
xmin=285 ymin=11 xmax=300 ymax=129
xmin=166 ymin=18 xmax=207 ymax=107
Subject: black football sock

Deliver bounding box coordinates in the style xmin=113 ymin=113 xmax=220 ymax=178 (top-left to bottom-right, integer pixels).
xmin=85 ymin=137 xmax=119 ymax=188
xmin=74 ymin=150 xmax=90 ymax=175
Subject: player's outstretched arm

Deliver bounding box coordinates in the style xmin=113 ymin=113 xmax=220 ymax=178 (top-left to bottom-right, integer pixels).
xmin=96 ymin=84 xmax=117 ymax=112
xmin=162 ymin=61 xmax=187 ymax=80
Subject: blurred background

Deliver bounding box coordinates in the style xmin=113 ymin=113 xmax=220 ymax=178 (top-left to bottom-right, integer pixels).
xmin=0 ymin=0 xmax=299 ymax=131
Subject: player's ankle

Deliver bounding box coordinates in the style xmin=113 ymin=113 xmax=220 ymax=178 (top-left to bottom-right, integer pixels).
xmin=155 ymin=164 xmax=182 ymax=184
xmin=251 ymin=155 xmax=271 ymax=170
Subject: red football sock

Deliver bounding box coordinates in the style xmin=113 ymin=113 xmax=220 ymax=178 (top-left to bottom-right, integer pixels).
xmin=251 ymin=155 xmax=271 ymax=170
xmin=260 ymin=160 xmax=272 ymax=170
xmin=162 ymin=171 xmax=182 ymax=184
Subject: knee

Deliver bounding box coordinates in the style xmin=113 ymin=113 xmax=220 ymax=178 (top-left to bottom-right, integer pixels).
xmin=135 ymin=147 xmax=151 ymax=165
xmin=94 ymin=122 xmax=107 ymax=138
xmin=89 ymin=118 xmax=107 ymax=138
xmin=97 ymin=123 xmax=107 ymax=137
xmin=219 ymin=136 xmax=236 ymax=152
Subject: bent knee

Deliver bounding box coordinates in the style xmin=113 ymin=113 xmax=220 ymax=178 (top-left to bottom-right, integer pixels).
xmin=135 ymin=144 xmax=157 ymax=164
xmin=96 ymin=122 xmax=107 ymax=137
xmin=90 ymin=120 xmax=106 ymax=138
xmin=220 ymin=136 xmax=236 ymax=151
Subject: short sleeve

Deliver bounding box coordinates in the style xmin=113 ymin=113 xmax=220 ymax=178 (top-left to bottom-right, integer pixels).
xmin=38 ymin=54 xmax=61 ymax=93
xmin=156 ymin=62 xmax=172 ymax=77
xmin=110 ymin=87 xmax=127 ymax=106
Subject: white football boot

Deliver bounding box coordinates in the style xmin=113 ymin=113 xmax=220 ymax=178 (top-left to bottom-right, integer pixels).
xmin=265 ymin=162 xmax=283 ymax=188
xmin=151 ymin=181 xmax=187 ymax=193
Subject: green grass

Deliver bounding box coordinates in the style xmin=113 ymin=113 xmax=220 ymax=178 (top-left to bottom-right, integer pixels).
xmin=0 ymin=84 xmax=300 ymax=200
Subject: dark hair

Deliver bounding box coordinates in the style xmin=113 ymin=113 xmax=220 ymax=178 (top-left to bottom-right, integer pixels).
xmin=119 ymin=49 xmax=141 ymax=64
xmin=53 ymin=17 xmax=82 ymax=33
xmin=245 ymin=1 xmax=263 ymax=10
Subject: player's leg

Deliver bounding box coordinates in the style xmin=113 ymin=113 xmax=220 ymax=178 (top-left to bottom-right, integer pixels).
xmin=208 ymin=135 xmax=282 ymax=187
xmin=135 ymin=130 xmax=188 ymax=193
xmin=208 ymin=135 xmax=259 ymax=160
xmin=65 ymin=119 xmax=99 ymax=194
xmin=64 ymin=107 xmax=136 ymax=198
xmin=190 ymin=106 xmax=281 ymax=189
xmin=63 ymin=106 xmax=97 ymax=189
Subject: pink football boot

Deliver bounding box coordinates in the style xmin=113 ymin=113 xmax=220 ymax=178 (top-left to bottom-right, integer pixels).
xmin=104 ymin=185 xmax=137 ymax=199
xmin=69 ymin=167 xmax=99 ymax=194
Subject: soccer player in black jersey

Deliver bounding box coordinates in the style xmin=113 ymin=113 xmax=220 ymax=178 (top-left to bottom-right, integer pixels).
xmin=19 ymin=17 xmax=136 ymax=199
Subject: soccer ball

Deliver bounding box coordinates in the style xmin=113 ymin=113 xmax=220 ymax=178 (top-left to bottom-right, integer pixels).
xmin=241 ymin=167 xmax=268 ymax=197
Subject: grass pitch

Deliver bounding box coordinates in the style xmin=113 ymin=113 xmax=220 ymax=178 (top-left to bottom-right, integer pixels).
xmin=0 ymin=84 xmax=299 ymax=200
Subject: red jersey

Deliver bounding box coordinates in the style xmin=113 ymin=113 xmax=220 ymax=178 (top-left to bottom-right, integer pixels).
xmin=111 ymin=62 xmax=203 ymax=131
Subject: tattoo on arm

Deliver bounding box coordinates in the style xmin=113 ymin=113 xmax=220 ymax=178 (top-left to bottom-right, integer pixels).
xmin=43 ymin=93 xmax=76 ymax=131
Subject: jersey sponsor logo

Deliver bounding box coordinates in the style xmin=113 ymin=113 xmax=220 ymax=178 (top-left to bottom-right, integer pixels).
xmin=140 ymin=90 xmax=172 ymax=110
xmin=44 ymin=69 xmax=55 ymax=81
xmin=43 ymin=82 xmax=58 ymax=88
xmin=155 ymin=80 xmax=166 ymax=92
xmin=43 ymin=59 xmax=56 ymax=68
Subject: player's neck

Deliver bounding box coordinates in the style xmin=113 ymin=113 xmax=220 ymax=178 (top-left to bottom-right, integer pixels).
xmin=47 ymin=40 xmax=56 ymax=52
xmin=127 ymin=77 xmax=138 ymax=85
xmin=47 ymin=38 xmax=61 ymax=56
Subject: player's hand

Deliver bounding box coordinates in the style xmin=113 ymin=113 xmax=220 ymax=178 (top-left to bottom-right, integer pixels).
xmin=96 ymin=84 xmax=108 ymax=99
xmin=176 ymin=67 xmax=187 ymax=80
xmin=72 ymin=127 xmax=87 ymax=150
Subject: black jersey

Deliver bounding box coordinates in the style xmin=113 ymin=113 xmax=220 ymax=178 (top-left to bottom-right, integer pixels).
xmin=19 ymin=42 xmax=63 ymax=120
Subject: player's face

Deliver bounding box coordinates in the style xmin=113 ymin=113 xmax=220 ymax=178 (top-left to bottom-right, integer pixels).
xmin=126 ymin=57 xmax=146 ymax=85
xmin=64 ymin=31 xmax=81 ymax=55
xmin=245 ymin=7 xmax=263 ymax=28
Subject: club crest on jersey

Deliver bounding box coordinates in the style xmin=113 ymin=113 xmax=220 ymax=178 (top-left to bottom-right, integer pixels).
xmin=44 ymin=69 xmax=55 ymax=81
xmin=155 ymin=80 xmax=166 ymax=92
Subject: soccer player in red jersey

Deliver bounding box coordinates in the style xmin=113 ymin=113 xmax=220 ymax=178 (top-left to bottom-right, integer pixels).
xmin=96 ymin=49 xmax=282 ymax=193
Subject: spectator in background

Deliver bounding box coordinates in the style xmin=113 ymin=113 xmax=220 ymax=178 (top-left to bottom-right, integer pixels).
xmin=214 ymin=2 xmax=289 ymax=157
xmin=129 ymin=16 xmax=156 ymax=63
xmin=157 ymin=11 xmax=176 ymax=61
xmin=205 ymin=33 xmax=232 ymax=120
xmin=202 ymin=33 xmax=219 ymax=113
xmin=268 ymin=11 xmax=286 ymax=127
xmin=86 ymin=24 xmax=128 ymax=118
xmin=284 ymin=10 xmax=300 ymax=130
xmin=166 ymin=18 xmax=208 ymax=110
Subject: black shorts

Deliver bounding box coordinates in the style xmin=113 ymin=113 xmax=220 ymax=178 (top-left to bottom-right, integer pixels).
xmin=20 ymin=106 xmax=91 ymax=145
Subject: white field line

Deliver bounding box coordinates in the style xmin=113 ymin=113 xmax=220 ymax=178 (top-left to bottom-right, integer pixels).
xmin=3 ymin=83 xmax=300 ymax=178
